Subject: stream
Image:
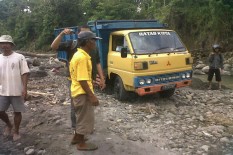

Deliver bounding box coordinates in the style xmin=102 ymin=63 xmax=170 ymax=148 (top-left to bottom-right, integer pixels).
xmin=193 ymin=74 xmax=233 ymax=89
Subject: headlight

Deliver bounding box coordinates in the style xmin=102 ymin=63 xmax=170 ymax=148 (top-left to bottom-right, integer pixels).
xmin=139 ymin=79 xmax=145 ymax=85
xmin=134 ymin=62 xmax=148 ymax=70
xmin=186 ymin=72 xmax=191 ymax=78
xmin=146 ymin=78 xmax=152 ymax=84
xmin=181 ymin=74 xmax=186 ymax=78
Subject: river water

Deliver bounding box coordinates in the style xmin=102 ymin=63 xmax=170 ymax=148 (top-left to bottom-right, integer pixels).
xmin=193 ymin=74 xmax=233 ymax=89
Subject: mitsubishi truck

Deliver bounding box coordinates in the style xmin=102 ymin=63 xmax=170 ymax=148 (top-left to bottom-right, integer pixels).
xmin=55 ymin=20 xmax=193 ymax=101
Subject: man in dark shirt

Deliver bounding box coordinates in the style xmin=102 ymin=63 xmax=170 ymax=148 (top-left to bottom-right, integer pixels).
xmin=207 ymin=44 xmax=224 ymax=90
xmin=51 ymin=26 xmax=105 ymax=141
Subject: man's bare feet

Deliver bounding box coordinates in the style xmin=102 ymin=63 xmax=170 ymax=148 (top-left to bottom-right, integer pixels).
xmin=13 ymin=133 xmax=21 ymax=141
xmin=3 ymin=126 xmax=12 ymax=136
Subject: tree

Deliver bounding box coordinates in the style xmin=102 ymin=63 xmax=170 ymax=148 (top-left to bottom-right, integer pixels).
xmin=0 ymin=0 xmax=232 ymax=52
xmin=82 ymin=0 xmax=141 ymax=20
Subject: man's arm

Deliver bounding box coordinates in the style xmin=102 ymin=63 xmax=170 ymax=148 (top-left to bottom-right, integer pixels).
xmin=220 ymin=54 xmax=224 ymax=70
xmin=51 ymin=28 xmax=73 ymax=50
xmin=208 ymin=53 xmax=214 ymax=63
xmin=79 ymin=81 xmax=99 ymax=106
xmin=21 ymin=73 xmax=29 ymax=100
xmin=96 ymin=63 xmax=106 ymax=90
xmin=95 ymin=49 xmax=106 ymax=90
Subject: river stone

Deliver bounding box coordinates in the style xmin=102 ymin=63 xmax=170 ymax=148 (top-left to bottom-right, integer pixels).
xmin=225 ymin=57 xmax=233 ymax=64
xmin=224 ymin=64 xmax=232 ymax=71
xmin=195 ymin=64 xmax=206 ymax=69
xmin=24 ymin=146 xmax=34 ymax=152
xmin=226 ymin=126 xmax=233 ymax=134
xmin=201 ymin=145 xmax=209 ymax=152
xmin=222 ymin=70 xmax=231 ymax=75
xmin=26 ymin=58 xmax=33 ymax=65
xmin=220 ymin=137 xmax=230 ymax=143
xmin=30 ymin=69 xmax=48 ymax=78
xmin=32 ymin=58 xmax=41 ymax=66
xmin=196 ymin=60 xmax=204 ymax=64
xmin=26 ymin=149 xmax=35 ymax=155
xmin=202 ymin=66 xmax=209 ymax=73
xmin=37 ymin=149 xmax=46 ymax=155
xmin=193 ymin=69 xmax=206 ymax=75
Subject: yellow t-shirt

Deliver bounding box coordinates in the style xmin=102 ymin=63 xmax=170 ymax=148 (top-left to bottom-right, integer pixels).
xmin=69 ymin=48 xmax=93 ymax=97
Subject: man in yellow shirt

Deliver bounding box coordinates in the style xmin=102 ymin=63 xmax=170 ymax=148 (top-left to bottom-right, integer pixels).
xmin=69 ymin=31 xmax=101 ymax=151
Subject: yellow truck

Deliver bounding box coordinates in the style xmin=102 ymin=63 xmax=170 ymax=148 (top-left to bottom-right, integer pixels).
xmin=87 ymin=20 xmax=193 ymax=101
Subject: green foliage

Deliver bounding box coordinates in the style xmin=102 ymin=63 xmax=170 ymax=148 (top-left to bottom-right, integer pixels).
xmin=0 ymin=0 xmax=232 ymax=51
xmin=0 ymin=0 xmax=84 ymax=51
xmin=163 ymin=0 xmax=233 ymax=49
xmin=90 ymin=0 xmax=141 ymax=20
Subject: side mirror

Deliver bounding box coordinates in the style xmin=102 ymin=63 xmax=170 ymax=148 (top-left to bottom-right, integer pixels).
xmin=121 ymin=47 xmax=127 ymax=58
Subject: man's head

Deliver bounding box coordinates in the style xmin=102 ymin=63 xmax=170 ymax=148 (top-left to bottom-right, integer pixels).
xmin=0 ymin=35 xmax=15 ymax=53
xmin=212 ymin=44 xmax=221 ymax=53
xmin=80 ymin=25 xmax=90 ymax=32
xmin=78 ymin=31 xmax=102 ymax=51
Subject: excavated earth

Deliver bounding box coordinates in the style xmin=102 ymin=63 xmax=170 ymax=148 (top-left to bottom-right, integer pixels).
xmin=0 ymin=56 xmax=233 ymax=155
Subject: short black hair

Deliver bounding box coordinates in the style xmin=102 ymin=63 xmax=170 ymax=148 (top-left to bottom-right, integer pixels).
xmin=78 ymin=24 xmax=90 ymax=33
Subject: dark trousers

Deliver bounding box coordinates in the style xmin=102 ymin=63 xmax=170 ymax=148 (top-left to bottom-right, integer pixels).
xmin=208 ymin=68 xmax=221 ymax=82
xmin=68 ymin=79 xmax=76 ymax=129
xmin=71 ymin=98 xmax=76 ymax=129
xmin=66 ymin=61 xmax=76 ymax=129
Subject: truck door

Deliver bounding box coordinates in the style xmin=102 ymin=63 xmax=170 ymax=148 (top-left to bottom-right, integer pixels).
xmin=108 ymin=35 xmax=132 ymax=76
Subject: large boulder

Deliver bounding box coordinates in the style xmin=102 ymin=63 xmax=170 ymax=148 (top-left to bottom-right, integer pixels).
xmin=195 ymin=64 xmax=206 ymax=69
xmin=202 ymin=66 xmax=209 ymax=73
xmin=223 ymin=64 xmax=232 ymax=71
xmin=193 ymin=69 xmax=206 ymax=75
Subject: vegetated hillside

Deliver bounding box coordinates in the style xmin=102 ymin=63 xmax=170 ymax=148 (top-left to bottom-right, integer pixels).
xmin=0 ymin=0 xmax=232 ymax=52
xmin=166 ymin=0 xmax=233 ymax=53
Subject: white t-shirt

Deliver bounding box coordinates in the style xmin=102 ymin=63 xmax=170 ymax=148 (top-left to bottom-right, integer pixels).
xmin=0 ymin=52 xmax=30 ymax=96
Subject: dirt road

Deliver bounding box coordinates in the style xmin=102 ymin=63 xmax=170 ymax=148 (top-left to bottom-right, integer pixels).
xmin=0 ymin=72 xmax=175 ymax=155
xmin=1 ymin=57 xmax=233 ymax=155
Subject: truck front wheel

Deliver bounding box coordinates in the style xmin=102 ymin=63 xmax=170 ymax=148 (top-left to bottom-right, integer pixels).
xmin=114 ymin=76 xmax=128 ymax=101
xmin=159 ymin=89 xmax=175 ymax=98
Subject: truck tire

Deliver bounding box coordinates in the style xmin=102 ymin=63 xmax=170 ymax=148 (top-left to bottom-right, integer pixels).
xmin=105 ymin=84 xmax=113 ymax=95
xmin=159 ymin=89 xmax=175 ymax=98
xmin=104 ymin=78 xmax=113 ymax=95
xmin=114 ymin=76 xmax=128 ymax=101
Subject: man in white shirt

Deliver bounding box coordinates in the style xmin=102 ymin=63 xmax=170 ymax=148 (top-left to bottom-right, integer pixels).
xmin=0 ymin=35 xmax=30 ymax=141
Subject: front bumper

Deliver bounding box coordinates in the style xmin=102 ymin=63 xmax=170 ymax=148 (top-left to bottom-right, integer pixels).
xmin=135 ymin=80 xmax=192 ymax=96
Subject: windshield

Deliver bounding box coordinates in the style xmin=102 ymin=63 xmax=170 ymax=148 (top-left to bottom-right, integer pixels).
xmin=129 ymin=31 xmax=186 ymax=54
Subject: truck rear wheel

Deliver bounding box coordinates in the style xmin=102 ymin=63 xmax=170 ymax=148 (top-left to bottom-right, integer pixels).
xmin=159 ymin=89 xmax=175 ymax=98
xmin=114 ymin=76 xmax=128 ymax=101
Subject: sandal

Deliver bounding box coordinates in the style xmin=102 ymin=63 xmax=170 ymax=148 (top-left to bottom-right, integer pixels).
xmin=71 ymin=135 xmax=88 ymax=145
xmin=77 ymin=142 xmax=98 ymax=151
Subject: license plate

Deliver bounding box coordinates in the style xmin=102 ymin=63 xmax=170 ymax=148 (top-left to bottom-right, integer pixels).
xmin=161 ymin=84 xmax=176 ymax=91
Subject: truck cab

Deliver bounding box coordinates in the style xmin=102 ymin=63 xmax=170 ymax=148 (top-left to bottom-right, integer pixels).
xmin=88 ymin=20 xmax=193 ymax=100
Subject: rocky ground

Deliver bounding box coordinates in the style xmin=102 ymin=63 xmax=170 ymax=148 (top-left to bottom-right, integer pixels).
xmin=0 ymin=56 xmax=233 ymax=155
